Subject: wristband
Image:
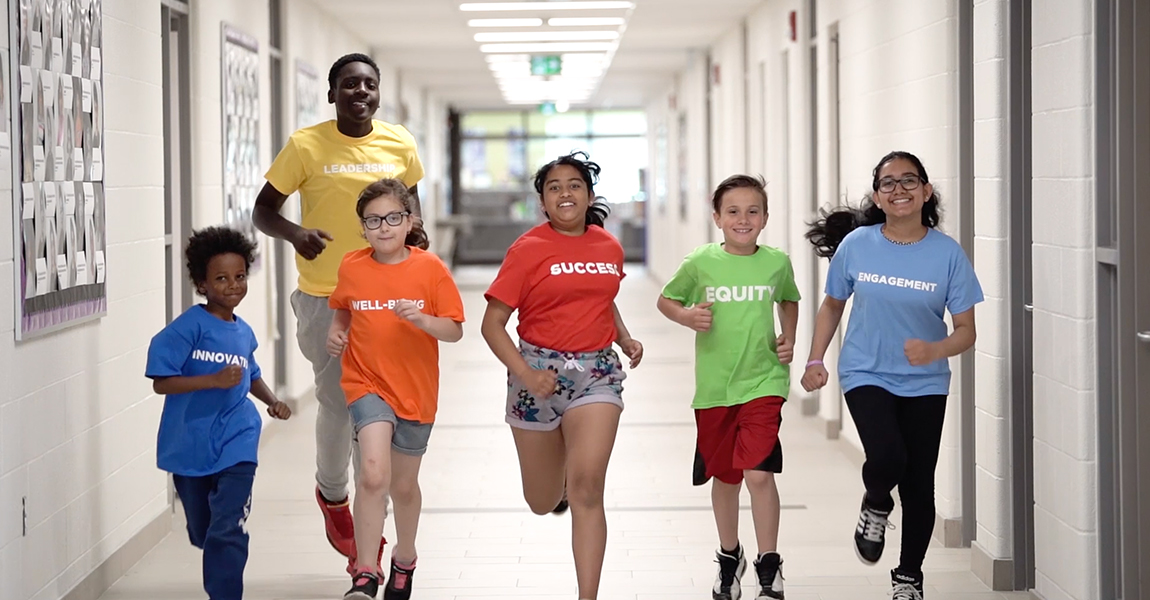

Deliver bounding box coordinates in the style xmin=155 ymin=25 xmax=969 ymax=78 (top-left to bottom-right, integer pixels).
xmin=805 ymin=360 xmax=824 ymax=368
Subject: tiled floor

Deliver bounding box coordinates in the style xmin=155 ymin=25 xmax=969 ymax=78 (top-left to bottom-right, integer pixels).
xmin=98 ymin=267 xmax=1030 ymax=600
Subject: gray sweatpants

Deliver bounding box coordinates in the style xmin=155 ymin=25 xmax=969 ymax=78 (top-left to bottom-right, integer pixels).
xmin=291 ymin=289 xmax=360 ymax=502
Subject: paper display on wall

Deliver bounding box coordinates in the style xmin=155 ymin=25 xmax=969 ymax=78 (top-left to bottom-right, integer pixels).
xmin=12 ymin=0 xmax=107 ymax=339
xmin=221 ymin=24 xmax=260 ymax=255
xmin=295 ymin=59 xmax=322 ymax=130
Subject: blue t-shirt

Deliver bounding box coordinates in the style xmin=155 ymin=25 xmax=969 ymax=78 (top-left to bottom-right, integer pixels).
xmin=825 ymin=225 xmax=984 ymax=396
xmin=145 ymin=305 xmax=263 ymax=477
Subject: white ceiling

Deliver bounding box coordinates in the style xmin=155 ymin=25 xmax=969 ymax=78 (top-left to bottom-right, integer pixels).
xmin=312 ymin=0 xmax=765 ymax=109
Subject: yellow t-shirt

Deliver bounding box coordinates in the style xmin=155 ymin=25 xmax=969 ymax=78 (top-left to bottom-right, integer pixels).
xmin=264 ymin=119 xmax=424 ymax=296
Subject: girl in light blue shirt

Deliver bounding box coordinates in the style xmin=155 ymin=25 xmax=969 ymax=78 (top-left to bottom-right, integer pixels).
xmin=801 ymin=151 xmax=983 ymax=600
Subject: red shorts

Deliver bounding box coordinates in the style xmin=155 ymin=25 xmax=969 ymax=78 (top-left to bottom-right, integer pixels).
xmin=693 ymin=396 xmax=784 ymax=485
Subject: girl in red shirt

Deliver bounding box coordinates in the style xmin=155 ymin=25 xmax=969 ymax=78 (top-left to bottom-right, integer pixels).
xmin=481 ymin=152 xmax=643 ymax=600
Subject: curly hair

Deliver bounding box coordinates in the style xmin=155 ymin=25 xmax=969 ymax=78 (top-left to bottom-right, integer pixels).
xmin=805 ymin=150 xmax=942 ymax=258
xmin=533 ymin=151 xmax=611 ymax=228
xmin=355 ymin=178 xmax=429 ymax=250
xmin=712 ymin=174 xmax=768 ymax=212
xmin=185 ymin=226 xmax=258 ymax=287
xmin=328 ymin=53 xmax=380 ymax=90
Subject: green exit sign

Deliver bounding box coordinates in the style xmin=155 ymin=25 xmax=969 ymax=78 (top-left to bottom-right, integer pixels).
xmin=531 ymin=55 xmax=562 ymax=76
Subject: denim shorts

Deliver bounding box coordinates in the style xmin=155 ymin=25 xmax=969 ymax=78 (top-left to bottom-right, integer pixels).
xmin=348 ymin=393 xmax=434 ymax=457
xmin=505 ymin=340 xmax=626 ymax=431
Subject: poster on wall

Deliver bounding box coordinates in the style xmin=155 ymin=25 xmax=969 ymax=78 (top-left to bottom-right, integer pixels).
xmin=295 ymin=59 xmax=322 ymax=129
xmin=221 ymin=24 xmax=259 ymax=252
xmin=11 ymin=0 xmax=107 ymax=340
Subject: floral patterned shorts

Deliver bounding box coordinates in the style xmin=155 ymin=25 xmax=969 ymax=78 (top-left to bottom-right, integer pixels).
xmin=505 ymin=340 xmax=626 ymax=430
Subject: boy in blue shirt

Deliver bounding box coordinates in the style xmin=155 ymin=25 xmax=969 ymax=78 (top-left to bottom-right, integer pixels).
xmin=146 ymin=226 xmax=292 ymax=600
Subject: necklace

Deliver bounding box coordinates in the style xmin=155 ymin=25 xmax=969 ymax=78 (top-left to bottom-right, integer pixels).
xmin=881 ymin=225 xmax=925 ymax=246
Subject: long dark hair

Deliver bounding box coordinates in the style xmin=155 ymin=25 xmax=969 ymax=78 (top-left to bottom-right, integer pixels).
xmin=355 ymin=179 xmax=429 ymax=250
xmin=533 ymin=151 xmax=611 ymax=228
xmin=805 ymin=150 xmax=942 ymax=258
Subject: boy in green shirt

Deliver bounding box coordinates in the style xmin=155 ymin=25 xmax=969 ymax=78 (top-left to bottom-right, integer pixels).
xmin=657 ymin=175 xmax=800 ymax=600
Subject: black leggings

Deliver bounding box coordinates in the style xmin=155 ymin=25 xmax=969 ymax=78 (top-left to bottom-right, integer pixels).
xmin=844 ymin=385 xmax=947 ymax=575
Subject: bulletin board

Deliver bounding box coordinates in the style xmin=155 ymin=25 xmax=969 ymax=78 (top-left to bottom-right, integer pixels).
xmin=220 ymin=24 xmax=259 ymax=248
xmin=10 ymin=0 xmax=107 ymax=340
xmin=294 ymin=59 xmax=321 ymax=130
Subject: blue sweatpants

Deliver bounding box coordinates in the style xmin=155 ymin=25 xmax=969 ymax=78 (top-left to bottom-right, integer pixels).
xmin=173 ymin=461 xmax=257 ymax=600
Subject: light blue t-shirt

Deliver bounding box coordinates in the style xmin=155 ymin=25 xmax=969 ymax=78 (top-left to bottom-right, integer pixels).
xmin=145 ymin=305 xmax=263 ymax=477
xmin=826 ymin=225 xmax=984 ymax=397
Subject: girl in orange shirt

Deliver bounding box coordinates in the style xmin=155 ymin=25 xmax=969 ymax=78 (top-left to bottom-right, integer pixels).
xmin=326 ymin=179 xmax=465 ymax=600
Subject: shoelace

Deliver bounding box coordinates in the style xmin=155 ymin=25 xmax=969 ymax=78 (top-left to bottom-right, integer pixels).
xmin=715 ymin=554 xmax=740 ymax=587
xmin=859 ymin=508 xmax=894 ymax=542
xmin=892 ymin=582 xmax=923 ymax=600
xmin=562 ymin=355 xmax=585 ymax=372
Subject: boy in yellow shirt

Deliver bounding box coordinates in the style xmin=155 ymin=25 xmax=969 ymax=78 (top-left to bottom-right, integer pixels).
xmin=252 ymin=53 xmax=424 ymax=571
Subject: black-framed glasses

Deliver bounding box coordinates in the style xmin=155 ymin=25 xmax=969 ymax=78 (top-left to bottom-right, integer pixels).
xmin=877 ymin=175 xmax=922 ymax=193
xmin=361 ymin=211 xmax=409 ymax=230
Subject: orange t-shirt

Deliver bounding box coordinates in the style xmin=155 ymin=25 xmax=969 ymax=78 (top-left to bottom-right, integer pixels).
xmin=329 ymin=247 xmax=465 ymax=423
xmin=485 ymin=223 xmax=625 ymax=353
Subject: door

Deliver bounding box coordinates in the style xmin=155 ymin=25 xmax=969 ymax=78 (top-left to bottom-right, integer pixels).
xmin=1100 ymin=0 xmax=1150 ymax=597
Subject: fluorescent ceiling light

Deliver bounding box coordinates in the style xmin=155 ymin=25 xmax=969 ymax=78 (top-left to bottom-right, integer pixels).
xmin=485 ymin=54 xmax=530 ymax=63
xmin=480 ymin=42 xmax=615 ymax=53
xmin=475 ymin=31 xmax=618 ymax=42
xmin=548 ymin=17 xmax=626 ymax=26
xmin=461 ymin=2 xmax=634 ymax=11
xmin=467 ymin=18 xmax=544 ymax=27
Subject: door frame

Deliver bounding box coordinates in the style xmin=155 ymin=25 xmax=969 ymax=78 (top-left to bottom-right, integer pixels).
xmin=1006 ymin=0 xmax=1034 ymax=590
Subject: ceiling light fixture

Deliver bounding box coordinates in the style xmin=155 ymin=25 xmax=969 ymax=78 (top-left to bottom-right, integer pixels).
xmin=475 ymin=31 xmax=618 ymax=42
xmin=467 ymin=18 xmax=544 ymax=27
xmin=460 ymin=1 xmax=634 ymax=11
xmin=480 ymin=42 xmax=615 ymax=53
xmin=547 ymin=17 xmax=626 ymax=26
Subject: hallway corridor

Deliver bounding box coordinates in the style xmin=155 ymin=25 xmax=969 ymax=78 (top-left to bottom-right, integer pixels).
xmin=98 ymin=268 xmax=1028 ymax=600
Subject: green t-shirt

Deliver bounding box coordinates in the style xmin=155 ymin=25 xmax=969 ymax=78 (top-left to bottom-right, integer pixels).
xmin=661 ymin=243 xmax=801 ymax=409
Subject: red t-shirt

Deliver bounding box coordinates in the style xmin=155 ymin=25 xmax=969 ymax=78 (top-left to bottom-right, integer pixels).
xmin=485 ymin=223 xmax=625 ymax=352
xmin=329 ymin=247 xmax=466 ymax=423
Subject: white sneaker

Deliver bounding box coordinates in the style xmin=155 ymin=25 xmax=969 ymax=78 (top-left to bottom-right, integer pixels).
xmin=712 ymin=545 xmax=747 ymax=600
xmin=753 ymin=552 xmax=785 ymax=599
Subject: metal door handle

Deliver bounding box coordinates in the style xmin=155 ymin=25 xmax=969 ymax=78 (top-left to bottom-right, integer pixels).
xmin=1023 ymin=304 xmax=1034 ymax=312
xmin=1137 ymin=331 xmax=1150 ymax=343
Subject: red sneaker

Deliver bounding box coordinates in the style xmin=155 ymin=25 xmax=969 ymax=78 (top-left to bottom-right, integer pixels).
xmin=315 ymin=487 xmax=356 ymax=558
xmin=346 ymin=537 xmax=387 ymax=576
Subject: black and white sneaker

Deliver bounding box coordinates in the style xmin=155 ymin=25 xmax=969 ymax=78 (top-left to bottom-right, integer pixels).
xmin=891 ymin=568 xmax=924 ymax=600
xmin=753 ymin=552 xmax=785 ymax=599
xmin=552 ymin=490 xmax=569 ymax=515
xmin=712 ymin=544 xmax=747 ymax=600
xmin=344 ymin=570 xmax=381 ymax=600
xmin=854 ymin=495 xmax=893 ymax=564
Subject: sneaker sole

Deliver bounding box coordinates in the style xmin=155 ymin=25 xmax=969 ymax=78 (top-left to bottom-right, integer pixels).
xmin=853 ymin=540 xmax=880 ymax=566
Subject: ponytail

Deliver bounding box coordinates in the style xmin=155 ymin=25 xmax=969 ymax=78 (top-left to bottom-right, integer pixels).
xmin=405 ymin=221 xmax=430 ymax=250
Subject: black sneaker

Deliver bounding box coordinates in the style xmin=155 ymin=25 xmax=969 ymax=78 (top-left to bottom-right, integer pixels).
xmin=711 ymin=544 xmax=747 ymax=600
xmin=854 ymin=495 xmax=893 ymax=564
xmin=891 ymin=568 xmax=924 ymax=600
xmin=753 ymin=552 xmax=784 ymax=599
xmin=344 ymin=570 xmax=381 ymax=600
xmin=383 ymin=559 xmax=417 ymax=600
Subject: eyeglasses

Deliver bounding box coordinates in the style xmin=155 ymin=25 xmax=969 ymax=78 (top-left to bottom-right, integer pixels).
xmin=877 ymin=175 xmax=922 ymax=193
xmin=361 ymin=212 xmax=409 ymax=230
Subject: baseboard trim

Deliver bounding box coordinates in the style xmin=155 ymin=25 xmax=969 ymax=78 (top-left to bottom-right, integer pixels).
xmin=971 ymin=542 xmax=1014 ymax=590
xmin=933 ymin=513 xmax=964 ymax=548
xmin=63 ymin=509 xmax=172 ymax=600
xmin=800 ymin=395 xmax=819 ymax=417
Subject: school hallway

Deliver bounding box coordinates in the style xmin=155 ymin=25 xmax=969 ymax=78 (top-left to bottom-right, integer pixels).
xmin=93 ymin=267 xmax=1028 ymax=600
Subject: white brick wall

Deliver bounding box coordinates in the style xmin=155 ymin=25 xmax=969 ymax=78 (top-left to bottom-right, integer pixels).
xmin=971 ymin=0 xmax=1012 ymax=563
xmin=1030 ymin=0 xmax=1097 ymax=598
xmin=0 ymin=1 xmax=168 ymax=599
xmin=0 ymin=2 xmax=404 ymax=599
